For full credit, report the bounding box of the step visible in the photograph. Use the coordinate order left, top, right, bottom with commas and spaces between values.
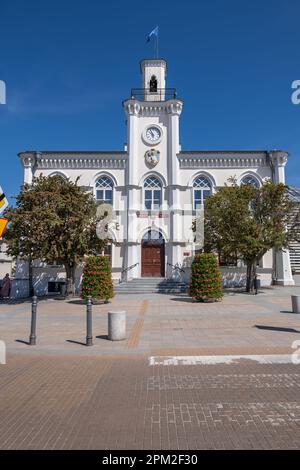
115, 282, 188, 287
115, 286, 188, 292
115, 285, 188, 294
116, 283, 188, 288
114, 277, 189, 294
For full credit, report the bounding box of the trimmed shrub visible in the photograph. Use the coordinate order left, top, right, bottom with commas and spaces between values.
81, 256, 114, 301
189, 253, 223, 302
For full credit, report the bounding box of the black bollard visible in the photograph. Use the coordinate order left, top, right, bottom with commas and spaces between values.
86, 296, 93, 346
254, 275, 258, 295
29, 296, 37, 345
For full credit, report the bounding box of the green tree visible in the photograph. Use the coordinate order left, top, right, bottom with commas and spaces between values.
196, 179, 300, 293
3, 175, 110, 296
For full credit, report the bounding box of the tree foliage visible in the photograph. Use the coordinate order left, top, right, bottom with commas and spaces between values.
81, 256, 114, 301
189, 253, 223, 302
3, 175, 110, 296
195, 179, 300, 292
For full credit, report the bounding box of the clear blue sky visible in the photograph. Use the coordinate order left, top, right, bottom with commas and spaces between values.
1, 0, 300, 201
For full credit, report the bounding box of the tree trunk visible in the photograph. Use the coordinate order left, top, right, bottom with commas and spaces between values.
65, 264, 76, 298
246, 260, 257, 293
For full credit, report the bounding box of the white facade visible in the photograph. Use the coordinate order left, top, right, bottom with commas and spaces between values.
17, 58, 295, 295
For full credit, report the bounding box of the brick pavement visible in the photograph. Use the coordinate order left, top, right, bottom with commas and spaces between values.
1, 355, 300, 449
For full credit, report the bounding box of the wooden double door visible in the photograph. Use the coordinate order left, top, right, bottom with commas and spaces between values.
141, 241, 165, 277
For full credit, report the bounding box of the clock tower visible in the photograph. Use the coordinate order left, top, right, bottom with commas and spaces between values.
123, 59, 184, 280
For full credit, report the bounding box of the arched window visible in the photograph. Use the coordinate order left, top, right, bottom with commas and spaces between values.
49, 172, 67, 181
142, 229, 164, 242
95, 175, 114, 205
240, 174, 260, 188
150, 75, 158, 93
193, 176, 212, 209
144, 176, 162, 210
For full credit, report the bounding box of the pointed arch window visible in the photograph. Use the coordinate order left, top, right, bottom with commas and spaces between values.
240, 174, 260, 188
142, 229, 164, 242
193, 176, 212, 209
144, 176, 162, 210
95, 175, 114, 205
49, 172, 68, 181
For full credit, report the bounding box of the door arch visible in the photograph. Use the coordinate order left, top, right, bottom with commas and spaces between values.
141, 229, 165, 277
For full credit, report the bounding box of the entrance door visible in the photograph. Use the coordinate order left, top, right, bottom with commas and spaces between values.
141, 230, 165, 277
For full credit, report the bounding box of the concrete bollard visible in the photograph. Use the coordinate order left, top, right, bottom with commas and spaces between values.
108, 310, 126, 341
291, 295, 300, 313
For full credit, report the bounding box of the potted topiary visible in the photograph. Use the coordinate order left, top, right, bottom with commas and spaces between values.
81, 256, 114, 303
189, 253, 223, 302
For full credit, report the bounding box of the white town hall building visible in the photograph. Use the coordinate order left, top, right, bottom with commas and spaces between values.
14, 58, 295, 296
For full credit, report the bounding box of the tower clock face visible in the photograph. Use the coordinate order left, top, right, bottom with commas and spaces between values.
142, 125, 163, 145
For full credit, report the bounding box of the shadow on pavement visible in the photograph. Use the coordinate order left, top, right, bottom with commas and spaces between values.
254, 325, 300, 333
170, 297, 195, 303
66, 339, 87, 346
15, 339, 30, 345
96, 335, 109, 340
280, 310, 299, 315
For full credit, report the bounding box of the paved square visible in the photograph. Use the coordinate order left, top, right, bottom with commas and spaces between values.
1, 286, 300, 449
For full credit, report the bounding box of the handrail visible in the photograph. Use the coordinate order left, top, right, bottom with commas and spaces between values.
130, 88, 177, 101
167, 262, 185, 273
120, 262, 139, 283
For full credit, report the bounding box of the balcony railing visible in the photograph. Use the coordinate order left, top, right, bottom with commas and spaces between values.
130, 88, 177, 101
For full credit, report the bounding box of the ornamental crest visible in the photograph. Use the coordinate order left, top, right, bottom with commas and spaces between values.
145, 148, 160, 167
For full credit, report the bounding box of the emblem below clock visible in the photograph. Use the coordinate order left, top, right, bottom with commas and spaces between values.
145, 149, 160, 167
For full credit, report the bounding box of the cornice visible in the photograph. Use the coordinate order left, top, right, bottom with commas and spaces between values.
178, 152, 269, 168
140, 58, 167, 73
123, 99, 183, 117
19, 152, 127, 170
178, 150, 289, 168
268, 151, 289, 167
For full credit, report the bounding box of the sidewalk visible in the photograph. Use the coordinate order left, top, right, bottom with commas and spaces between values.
0, 286, 299, 357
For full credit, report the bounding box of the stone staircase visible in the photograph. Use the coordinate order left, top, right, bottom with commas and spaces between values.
114, 277, 188, 295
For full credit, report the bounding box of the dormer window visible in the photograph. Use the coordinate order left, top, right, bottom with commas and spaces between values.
150, 75, 158, 93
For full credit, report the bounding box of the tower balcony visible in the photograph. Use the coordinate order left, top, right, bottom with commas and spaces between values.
130, 88, 177, 102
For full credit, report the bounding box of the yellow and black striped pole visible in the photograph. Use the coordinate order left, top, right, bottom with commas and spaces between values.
0, 186, 8, 214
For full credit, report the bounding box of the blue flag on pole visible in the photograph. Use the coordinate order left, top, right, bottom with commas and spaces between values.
147, 26, 159, 42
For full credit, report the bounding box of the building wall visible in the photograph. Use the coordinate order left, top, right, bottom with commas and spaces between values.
0, 244, 13, 282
